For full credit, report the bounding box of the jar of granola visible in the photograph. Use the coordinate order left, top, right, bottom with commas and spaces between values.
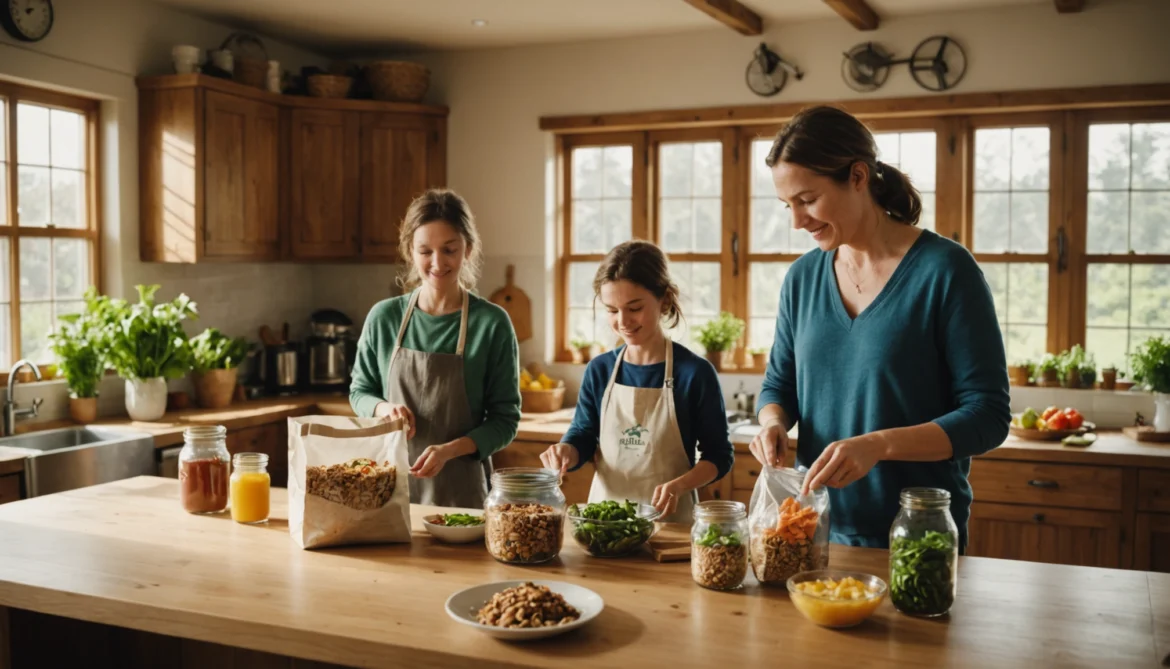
484, 468, 566, 564
691, 500, 749, 590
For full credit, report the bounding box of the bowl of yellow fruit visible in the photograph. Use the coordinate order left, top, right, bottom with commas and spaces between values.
787, 570, 887, 628
520, 367, 566, 413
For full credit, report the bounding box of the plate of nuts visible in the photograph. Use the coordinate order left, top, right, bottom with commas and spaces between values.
444, 580, 604, 640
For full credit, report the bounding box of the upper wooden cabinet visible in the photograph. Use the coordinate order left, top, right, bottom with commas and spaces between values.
137, 75, 448, 263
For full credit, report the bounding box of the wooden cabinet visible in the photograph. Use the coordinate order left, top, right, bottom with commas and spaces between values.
967, 502, 1124, 568
0, 474, 20, 505
226, 421, 289, 489
138, 75, 448, 264
288, 109, 360, 259
968, 460, 1123, 511
1135, 513, 1170, 572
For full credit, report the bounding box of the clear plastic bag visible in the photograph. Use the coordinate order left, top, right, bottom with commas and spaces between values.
747, 466, 830, 585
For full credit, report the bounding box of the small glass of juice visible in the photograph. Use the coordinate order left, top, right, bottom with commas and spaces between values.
230, 452, 270, 524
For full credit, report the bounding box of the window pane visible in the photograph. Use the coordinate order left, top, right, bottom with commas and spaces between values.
602, 199, 631, 250
568, 262, 614, 350
571, 144, 632, 257
1089, 124, 1130, 190
572, 148, 601, 199
1086, 264, 1129, 327
692, 199, 720, 252
0, 238, 9, 302
0, 162, 6, 227
974, 127, 1051, 255
0, 308, 8, 369
1085, 264, 1170, 373
17, 103, 50, 167
51, 168, 85, 229
568, 262, 595, 308
873, 131, 937, 232
1132, 265, 1170, 328
751, 138, 774, 194
1011, 128, 1050, 190
660, 144, 693, 198
670, 261, 720, 352
750, 196, 790, 253
17, 166, 50, 227
1131, 123, 1170, 190
920, 192, 936, 233
572, 200, 602, 253
983, 262, 1047, 363
749, 262, 789, 351
975, 128, 1011, 190
1087, 122, 1170, 255
1087, 191, 1130, 254
973, 193, 1009, 253
50, 109, 85, 170
0, 101, 6, 158
1131, 191, 1170, 254
54, 238, 89, 299
1086, 327, 1129, 374
1009, 192, 1048, 253
602, 146, 632, 198
659, 141, 722, 254
54, 300, 84, 320
20, 302, 52, 363
692, 142, 721, 197
19, 237, 50, 301
660, 198, 691, 253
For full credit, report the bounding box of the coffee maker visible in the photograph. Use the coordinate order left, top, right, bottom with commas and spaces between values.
307, 309, 356, 394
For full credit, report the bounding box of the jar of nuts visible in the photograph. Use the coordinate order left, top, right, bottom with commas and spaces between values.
691, 500, 749, 591
484, 468, 567, 564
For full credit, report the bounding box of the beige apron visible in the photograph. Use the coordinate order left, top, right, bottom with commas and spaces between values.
589, 340, 696, 524
386, 289, 490, 508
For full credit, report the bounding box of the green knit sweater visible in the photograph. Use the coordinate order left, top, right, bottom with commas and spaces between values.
349, 291, 521, 460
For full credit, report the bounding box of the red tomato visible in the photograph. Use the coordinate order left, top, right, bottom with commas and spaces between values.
1063, 408, 1084, 429
1047, 412, 1071, 431
1041, 406, 1061, 421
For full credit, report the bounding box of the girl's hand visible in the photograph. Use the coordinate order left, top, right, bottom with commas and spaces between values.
539, 443, 579, 480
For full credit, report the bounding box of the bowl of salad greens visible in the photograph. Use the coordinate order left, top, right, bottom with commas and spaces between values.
567, 500, 663, 558
423, 513, 486, 544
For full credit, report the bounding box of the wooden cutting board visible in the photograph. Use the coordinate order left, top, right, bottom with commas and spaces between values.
489, 264, 532, 342
1122, 426, 1170, 443
646, 524, 691, 562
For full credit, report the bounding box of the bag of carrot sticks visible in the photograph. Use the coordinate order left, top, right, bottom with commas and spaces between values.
747, 466, 830, 585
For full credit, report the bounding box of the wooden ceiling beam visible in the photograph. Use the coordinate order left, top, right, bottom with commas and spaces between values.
1054, 0, 1085, 12
682, 0, 763, 36
823, 0, 880, 30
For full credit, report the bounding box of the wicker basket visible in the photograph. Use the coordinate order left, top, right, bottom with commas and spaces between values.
520, 386, 566, 414
307, 74, 353, 99
366, 61, 430, 102
233, 56, 268, 89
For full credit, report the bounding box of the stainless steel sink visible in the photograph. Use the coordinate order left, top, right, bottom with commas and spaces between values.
1, 426, 156, 498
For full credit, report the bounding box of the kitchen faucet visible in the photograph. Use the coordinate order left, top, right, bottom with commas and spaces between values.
3, 359, 44, 437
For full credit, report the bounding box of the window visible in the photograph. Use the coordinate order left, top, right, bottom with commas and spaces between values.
0, 82, 100, 367
746, 136, 800, 354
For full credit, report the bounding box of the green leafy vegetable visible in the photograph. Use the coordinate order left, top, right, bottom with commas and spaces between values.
889, 530, 957, 616
439, 513, 484, 527
1131, 335, 1170, 394
47, 289, 106, 398
694, 311, 746, 353
93, 285, 198, 381
190, 328, 250, 372
694, 523, 743, 548
568, 500, 655, 557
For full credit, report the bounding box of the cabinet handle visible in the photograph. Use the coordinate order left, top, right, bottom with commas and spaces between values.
713, 490, 722, 499
1032, 513, 1046, 523
749, 470, 759, 477
1027, 479, 1059, 489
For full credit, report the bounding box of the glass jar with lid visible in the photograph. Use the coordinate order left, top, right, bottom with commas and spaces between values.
889, 487, 959, 617
178, 425, 231, 514
691, 500, 749, 590
484, 467, 566, 564
230, 453, 270, 524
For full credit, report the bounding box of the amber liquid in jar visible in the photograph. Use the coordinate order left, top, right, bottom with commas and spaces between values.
178, 425, 231, 514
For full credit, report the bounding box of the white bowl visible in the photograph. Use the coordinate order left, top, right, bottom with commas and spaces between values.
445, 580, 604, 641
422, 514, 486, 544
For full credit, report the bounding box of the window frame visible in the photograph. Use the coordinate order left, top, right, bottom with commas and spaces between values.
549, 84, 1170, 371
0, 79, 102, 375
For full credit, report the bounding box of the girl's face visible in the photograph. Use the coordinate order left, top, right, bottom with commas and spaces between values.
412, 221, 469, 292
600, 279, 666, 348
771, 160, 871, 252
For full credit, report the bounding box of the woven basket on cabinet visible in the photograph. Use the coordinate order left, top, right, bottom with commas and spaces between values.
307, 74, 354, 99
233, 56, 268, 89
366, 61, 430, 102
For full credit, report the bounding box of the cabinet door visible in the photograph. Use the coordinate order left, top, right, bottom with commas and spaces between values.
202, 91, 279, 259
0, 474, 20, 504
967, 502, 1123, 568
226, 422, 289, 489
1135, 513, 1170, 573
289, 109, 360, 259
359, 113, 445, 261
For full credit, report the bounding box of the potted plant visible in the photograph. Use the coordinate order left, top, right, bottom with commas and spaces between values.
1058, 345, 1089, 388
748, 347, 768, 369
1036, 353, 1061, 387
694, 312, 745, 373
1008, 360, 1034, 387
47, 291, 105, 423
190, 328, 249, 409
1079, 356, 1098, 389
95, 285, 198, 421
1130, 335, 1170, 432
569, 338, 596, 365
1100, 366, 1118, 390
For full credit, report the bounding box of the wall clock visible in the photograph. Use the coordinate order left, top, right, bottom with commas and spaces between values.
2, 0, 54, 43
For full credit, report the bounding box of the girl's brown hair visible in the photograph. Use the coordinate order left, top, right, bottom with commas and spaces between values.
592, 241, 682, 328
765, 105, 923, 225
397, 188, 484, 291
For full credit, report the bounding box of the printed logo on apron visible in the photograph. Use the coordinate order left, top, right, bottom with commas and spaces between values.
619, 424, 650, 454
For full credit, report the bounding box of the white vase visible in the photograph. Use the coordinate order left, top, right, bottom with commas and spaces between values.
125, 377, 167, 421
1155, 393, 1170, 433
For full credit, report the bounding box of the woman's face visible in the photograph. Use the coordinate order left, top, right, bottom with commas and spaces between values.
771, 161, 871, 251
412, 221, 469, 292
600, 279, 665, 348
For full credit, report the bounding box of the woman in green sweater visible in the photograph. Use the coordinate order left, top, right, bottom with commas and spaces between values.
349, 189, 521, 508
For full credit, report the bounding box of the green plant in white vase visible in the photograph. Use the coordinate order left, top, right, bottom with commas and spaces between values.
1131, 335, 1170, 432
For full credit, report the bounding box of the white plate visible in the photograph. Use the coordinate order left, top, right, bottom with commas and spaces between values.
445, 580, 604, 641
423, 514, 487, 543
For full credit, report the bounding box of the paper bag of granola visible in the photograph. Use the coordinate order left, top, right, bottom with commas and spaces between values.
288, 415, 412, 549
747, 466, 830, 585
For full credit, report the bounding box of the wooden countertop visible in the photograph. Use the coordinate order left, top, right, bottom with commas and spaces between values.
0, 477, 1164, 669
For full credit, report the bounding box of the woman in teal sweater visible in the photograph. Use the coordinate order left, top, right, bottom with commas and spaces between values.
749, 106, 1011, 550
350, 189, 521, 508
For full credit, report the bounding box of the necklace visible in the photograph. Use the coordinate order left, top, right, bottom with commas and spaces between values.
841, 259, 868, 294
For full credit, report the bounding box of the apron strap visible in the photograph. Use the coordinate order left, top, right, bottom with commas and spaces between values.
455, 289, 470, 357
663, 338, 674, 390
394, 290, 421, 350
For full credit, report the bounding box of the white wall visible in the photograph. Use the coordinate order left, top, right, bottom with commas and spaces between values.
0, 0, 329, 344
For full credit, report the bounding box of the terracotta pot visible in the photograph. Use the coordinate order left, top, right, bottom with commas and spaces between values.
752, 353, 767, 369
705, 349, 725, 372
193, 368, 239, 409
69, 396, 98, 424
578, 346, 594, 364
1008, 366, 1032, 386
570, 348, 584, 365
1040, 369, 1061, 387
1063, 369, 1081, 388
1101, 369, 1117, 390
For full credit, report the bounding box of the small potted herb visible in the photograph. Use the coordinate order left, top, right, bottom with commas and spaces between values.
190, 328, 250, 409
569, 337, 596, 365
1100, 366, 1118, 390
1036, 353, 1061, 387
47, 290, 106, 423
1057, 345, 1089, 388
1008, 360, 1034, 387
694, 312, 745, 373
1130, 335, 1170, 432
747, 347, 768, 369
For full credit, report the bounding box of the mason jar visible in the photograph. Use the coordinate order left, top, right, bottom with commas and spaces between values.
691, 500, 749, 590
178, 425, 231, 515
889, 487, 959, 617
484, 468, 567, 564
230, 453, 271, 524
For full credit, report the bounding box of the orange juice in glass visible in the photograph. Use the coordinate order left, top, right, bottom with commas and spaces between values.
230, 453, 270, 524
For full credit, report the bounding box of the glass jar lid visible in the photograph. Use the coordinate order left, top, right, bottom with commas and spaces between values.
184, 425, 227, 442
233, 452, 268, 469
490, 467, 559, 493
694, 500, 746, 522
899, 487, 952, 510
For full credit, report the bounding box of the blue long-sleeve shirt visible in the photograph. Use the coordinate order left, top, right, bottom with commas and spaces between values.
758, 230, 1011, 549
562, 342, 734, 481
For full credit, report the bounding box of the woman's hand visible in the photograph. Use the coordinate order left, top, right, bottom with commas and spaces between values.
374, 402, 416, 438
801, 433, 887, 495
748, 420, 789, 468
410, 438, 477, 478
651, 478, 688, 516
539, 443, 579, 479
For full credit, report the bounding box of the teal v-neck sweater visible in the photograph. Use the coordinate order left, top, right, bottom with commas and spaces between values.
349, 291, 521, 460
757, 231, 1011, 549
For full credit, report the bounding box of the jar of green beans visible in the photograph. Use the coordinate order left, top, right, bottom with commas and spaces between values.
888, 487, 958, 617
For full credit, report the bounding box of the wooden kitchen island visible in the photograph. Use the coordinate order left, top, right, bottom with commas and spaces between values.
0, 478, 1166, 669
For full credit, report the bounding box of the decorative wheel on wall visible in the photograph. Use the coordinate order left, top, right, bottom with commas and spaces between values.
746, 42, 803, 97
841, 35, 967, 93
